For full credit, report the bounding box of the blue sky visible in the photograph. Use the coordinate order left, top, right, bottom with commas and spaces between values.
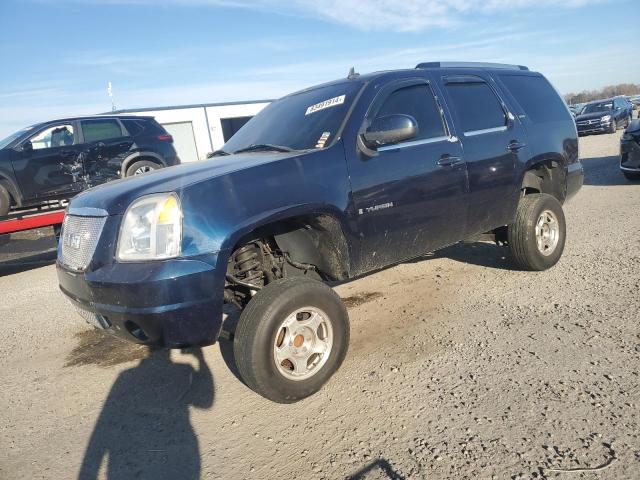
0, 0, 638, 138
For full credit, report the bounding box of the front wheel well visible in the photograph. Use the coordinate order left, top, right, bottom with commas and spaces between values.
227, 213, 350, 286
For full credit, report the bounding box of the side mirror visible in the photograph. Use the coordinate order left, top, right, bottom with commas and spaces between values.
20, 141, 33, 153
362, 114, 418, 149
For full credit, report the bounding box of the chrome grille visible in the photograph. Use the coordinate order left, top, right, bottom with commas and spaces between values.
59, 215, 107, 271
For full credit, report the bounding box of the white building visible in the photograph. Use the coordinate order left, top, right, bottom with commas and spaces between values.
115, 100, 272, 163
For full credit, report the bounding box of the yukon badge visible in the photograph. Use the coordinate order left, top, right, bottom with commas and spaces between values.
358, 202, 394, 215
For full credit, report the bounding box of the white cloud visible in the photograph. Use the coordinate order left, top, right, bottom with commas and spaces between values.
67, 0, 611, 31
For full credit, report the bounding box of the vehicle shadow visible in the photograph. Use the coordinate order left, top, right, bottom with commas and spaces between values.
0, 250, 57, 276
77, 347, 214, 480
429, 242, 517, 271
347, 458, 406, 479
580, 155, 630, 186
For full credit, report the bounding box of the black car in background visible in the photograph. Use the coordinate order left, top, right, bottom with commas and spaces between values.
620, 119, 640, 180
0, 116, 179, 216
575, 97, 633, 135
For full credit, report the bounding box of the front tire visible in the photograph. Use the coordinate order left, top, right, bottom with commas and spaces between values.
0, 185, 10, 217
609, 119, 617, 133
233, 277, 349, 403
508, 193, 566, 271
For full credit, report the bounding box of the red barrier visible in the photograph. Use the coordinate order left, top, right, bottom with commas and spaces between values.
0, 211, 65, 235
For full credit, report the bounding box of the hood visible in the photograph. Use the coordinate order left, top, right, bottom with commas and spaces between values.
575, 110, 614, 121
69, 150, 306, 215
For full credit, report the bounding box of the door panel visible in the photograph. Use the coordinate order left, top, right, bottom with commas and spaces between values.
12, 123, 84, 201
80, 119, 133, 186
346, 80, 468, 273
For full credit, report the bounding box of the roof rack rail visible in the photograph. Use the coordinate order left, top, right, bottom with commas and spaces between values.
416, 61, 529, 71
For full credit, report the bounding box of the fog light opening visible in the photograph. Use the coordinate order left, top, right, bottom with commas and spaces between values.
124, 321, 149, 342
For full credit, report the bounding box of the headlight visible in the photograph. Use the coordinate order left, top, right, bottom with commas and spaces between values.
117, 193, 182, 261
601, 115, 612, 123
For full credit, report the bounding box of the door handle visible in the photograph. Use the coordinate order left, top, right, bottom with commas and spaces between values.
507, 141, 527, 152
437, 155, 463, 167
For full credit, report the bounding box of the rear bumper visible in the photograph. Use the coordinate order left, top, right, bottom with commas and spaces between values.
565, 161, 584, 201
57, 253, 225, 348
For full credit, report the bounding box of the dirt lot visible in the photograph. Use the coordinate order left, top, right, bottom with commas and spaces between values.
1, 130, 638, 480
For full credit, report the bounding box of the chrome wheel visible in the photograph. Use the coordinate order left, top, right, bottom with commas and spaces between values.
273, 307, 333, 381
535, 209, 559, 256
134, 165, 154, 175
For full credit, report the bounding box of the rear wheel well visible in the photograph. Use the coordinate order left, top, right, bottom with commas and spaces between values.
522, 161, 566, 202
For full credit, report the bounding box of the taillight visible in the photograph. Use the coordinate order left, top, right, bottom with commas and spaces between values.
157, 134, 173, 142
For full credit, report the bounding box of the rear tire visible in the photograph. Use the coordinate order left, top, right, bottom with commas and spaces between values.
0, 185, 10, 217
125, 160, 159, 177
233, 277, 349, 403
623, 171, 640, 181
508, 193, 566, 271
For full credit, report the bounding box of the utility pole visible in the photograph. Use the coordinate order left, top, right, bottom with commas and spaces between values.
107, 82, 116, 112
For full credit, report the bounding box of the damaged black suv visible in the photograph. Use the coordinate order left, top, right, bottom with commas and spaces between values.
0, 115, 179, 216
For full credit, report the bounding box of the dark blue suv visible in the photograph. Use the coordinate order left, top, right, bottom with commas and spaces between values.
57, 62, 583, 403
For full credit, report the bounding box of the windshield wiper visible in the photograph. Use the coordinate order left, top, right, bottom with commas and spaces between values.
207, 149, 230, 158
233, 144, 295, 154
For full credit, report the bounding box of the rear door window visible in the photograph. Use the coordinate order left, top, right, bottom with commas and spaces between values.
444, 80, 506, 134
81, 119, 124, 143
499, 74, 568, 123
374, 84, 446, 141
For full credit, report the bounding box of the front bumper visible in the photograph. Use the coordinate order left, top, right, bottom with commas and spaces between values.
57, 253, 226, 348
576, 121, 610, 135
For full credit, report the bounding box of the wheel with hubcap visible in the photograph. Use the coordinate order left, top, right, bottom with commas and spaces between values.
233, 277, 349, 403
125, 160, 159, 177
508, 193, 566, 271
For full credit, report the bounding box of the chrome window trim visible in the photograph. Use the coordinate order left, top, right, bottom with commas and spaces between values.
67, 206, 109, 217
463, 126, 508, 137
378, 135, 453, 152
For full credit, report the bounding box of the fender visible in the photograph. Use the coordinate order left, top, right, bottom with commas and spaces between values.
120, 151, 165, 177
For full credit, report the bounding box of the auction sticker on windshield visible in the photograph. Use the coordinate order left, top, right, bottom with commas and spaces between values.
305, 95, 345, 115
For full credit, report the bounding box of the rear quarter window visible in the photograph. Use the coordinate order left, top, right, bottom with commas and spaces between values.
121, 119, 144, 136
499, 74, 569, 123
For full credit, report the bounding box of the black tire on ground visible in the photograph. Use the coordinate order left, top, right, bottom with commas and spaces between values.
0, 185, 10, 217
125, 160, 159, 177
609, 119, 617, 133
507, 193, 566, 271
233, 277, 350, 403
623, 171, 640, 181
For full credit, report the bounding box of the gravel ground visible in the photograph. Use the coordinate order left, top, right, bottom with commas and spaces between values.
0, 130, 638, 480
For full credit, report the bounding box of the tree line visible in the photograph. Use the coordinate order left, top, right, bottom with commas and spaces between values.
564, 84, 640, 105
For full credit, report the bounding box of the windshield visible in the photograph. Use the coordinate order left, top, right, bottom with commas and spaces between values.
222, 81, 363, 153
583, 101, 613, 114
0, 126, 33, 149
